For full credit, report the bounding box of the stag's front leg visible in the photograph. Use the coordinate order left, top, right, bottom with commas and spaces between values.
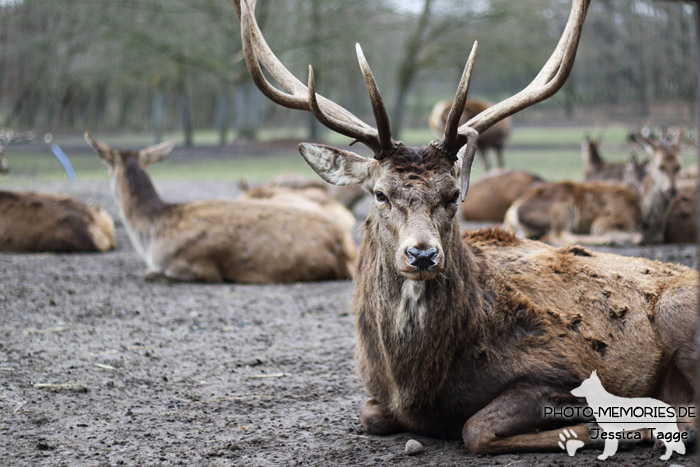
462, 384, 594, 454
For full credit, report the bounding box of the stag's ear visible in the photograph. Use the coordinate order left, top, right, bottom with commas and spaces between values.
139, 141, 175, 167
84, 132, 117, 164
298, 143, 380, 191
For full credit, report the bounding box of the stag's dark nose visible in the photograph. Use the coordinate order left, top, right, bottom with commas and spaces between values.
405, 247, 439, 270
669, 187, 678, 198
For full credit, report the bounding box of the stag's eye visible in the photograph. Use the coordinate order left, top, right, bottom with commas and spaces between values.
448, 191, 460, 205
375, 191, 389, 203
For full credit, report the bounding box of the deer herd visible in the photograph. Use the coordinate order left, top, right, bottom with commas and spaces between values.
0, 0, 698, 459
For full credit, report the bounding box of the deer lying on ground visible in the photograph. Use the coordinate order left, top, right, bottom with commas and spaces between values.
583, 133, 695, 244
263, 172, 367, 211
430, 99, 511, 170
0, 190, 115, 252
460, 169, 544, 222
506, 131, 683, 245
581, 135, 647, 190
85, 133, 355, 283
234, 0, 696, 455
237, 178, 357, 249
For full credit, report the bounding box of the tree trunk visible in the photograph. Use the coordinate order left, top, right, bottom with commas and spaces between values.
390, 0, 434, 139
151, 82, 166, 144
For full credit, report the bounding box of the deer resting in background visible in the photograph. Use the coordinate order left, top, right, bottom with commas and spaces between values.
85, 133, 355, 283
581, 135, 647, 190
234, 0, 696, 455
430, 99, 511, 170
459, 169, 544, 222
237, 179, 357, 247
506, 131, 683, 245
0, 191, 115, 252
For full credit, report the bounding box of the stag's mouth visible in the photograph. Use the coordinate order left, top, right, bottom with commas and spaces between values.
403, 269, 440, 281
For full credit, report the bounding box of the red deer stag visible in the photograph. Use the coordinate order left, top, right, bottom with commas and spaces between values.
506, 131, 684, 245
85, 133, 355, 283
0, 191, 115, 252
430, 99, 511, 170
233, 0, 696, 455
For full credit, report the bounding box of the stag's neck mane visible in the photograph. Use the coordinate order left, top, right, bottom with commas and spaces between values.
354, 214, 487, 408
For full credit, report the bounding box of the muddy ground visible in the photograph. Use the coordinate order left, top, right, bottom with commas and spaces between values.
1, 175, 697, 466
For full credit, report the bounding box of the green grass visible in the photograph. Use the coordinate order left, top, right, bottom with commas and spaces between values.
2, 125, 696, 186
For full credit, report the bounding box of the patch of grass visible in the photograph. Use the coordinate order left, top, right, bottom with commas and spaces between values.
2, 125, 696, 185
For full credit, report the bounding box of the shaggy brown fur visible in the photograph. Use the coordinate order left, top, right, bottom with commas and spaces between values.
296, 140, 697, 454
85, 133, 355, 283
460, 169, 544, 222
0, 191, 115, 252
429, 100, 511, 170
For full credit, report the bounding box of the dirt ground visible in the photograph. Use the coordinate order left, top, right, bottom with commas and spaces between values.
1, 177, 697, 466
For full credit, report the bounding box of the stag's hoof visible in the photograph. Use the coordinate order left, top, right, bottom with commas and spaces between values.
360, 399, 401, 435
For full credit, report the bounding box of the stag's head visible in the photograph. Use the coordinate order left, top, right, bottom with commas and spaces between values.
232, 0, 590, 280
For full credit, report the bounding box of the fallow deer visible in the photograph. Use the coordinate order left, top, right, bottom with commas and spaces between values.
506, 131, 684, 245
430, 99, 511, 170
0, 190, 115, 252
234, 0, 696, 456
85, 133, 355, 283
459, 169, 544, 222
581, 135, 647, 190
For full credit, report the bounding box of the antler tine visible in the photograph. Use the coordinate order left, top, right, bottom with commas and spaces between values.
233, 0, 391, 155
459, 0, 590, 136
307, 66, 380, 148
355, 44, 395, 156
439, 41, 478, 157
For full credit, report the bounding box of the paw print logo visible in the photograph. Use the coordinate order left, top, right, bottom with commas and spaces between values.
558, 428, 584, 456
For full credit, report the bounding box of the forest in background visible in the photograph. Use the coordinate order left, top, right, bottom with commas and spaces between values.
0, 0, 696, 145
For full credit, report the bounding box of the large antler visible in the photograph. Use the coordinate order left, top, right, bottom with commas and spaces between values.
435, 0, 590, 200
232, 0, 396, 158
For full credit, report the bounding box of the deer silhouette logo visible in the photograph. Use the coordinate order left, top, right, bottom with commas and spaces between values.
560, 370, 686, 460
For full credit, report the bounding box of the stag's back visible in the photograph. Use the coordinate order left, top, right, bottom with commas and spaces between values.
0, 191, 115, 252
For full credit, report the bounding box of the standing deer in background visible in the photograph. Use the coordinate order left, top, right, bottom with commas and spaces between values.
506, 131, 684, 245
234, 0, 696, 455
581, 135, 647, 190
429, 99, 511, 170
85, 133, 355, 283
0, 190, 115, 252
